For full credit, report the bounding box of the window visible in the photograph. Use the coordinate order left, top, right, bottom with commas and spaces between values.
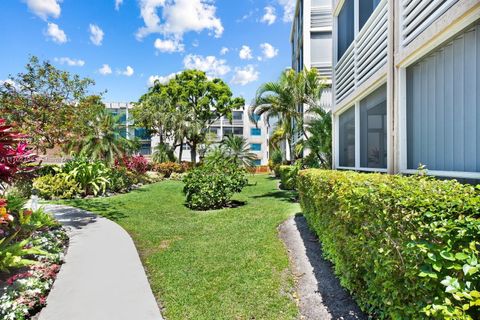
119, 128, 127, 138
406, 22, 480, 173
252, 114, 261, 122
339, 106, 355, 167
360, 85, 387, 168
223, 127, 233, 135
118, 112, 127, 125
209, 127, 220, 136
134, 128, 150, 140
251, 128, 261, 136
359, 0, 381, 30
250, 143, 262, 152
139, 142, 151, 155
311, 32, 332, 66
232, 111, 243, 121
233, 127, 243, 135
337, 0, 354, 61
253, 159, 262, 166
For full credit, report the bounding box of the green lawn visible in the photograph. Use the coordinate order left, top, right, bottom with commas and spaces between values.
60, 174, 300, 320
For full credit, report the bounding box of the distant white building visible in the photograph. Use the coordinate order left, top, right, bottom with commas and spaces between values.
105, 103, 269, 166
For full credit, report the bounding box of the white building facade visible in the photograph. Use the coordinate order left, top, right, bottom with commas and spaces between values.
332, 0, 480, 180
291, 0, 333, 150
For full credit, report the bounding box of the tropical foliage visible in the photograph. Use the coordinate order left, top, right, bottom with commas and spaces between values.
0, 56, 98, 152
298, 170, 480, 319
133, 70, 245, 163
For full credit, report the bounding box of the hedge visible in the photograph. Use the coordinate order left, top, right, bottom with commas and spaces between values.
278, 165, 298, 190
297, 169, 480, 319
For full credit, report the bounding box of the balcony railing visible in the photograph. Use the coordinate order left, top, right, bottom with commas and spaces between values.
334, 0, 388, 104
311, 62, 332, 80
401, 0, 458, 46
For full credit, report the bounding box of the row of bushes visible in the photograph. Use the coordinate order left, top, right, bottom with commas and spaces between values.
278, 165, 299, 190
297, 169, 480, 319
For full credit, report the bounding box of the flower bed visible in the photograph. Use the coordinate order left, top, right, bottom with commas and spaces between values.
0, 226, 68, 320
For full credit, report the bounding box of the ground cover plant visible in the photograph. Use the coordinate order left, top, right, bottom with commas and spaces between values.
59, 175, 299, 320
297, 169, 480, 319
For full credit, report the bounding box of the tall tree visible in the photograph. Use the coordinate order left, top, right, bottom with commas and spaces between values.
134, 70, 244, 164
0, 56, 97, 153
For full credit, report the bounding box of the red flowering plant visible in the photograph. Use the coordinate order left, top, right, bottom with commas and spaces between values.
0, 118, 38, 191
115, 154, 149, 175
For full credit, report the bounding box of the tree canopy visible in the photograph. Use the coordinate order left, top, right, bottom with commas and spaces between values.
0, 56, 100, 153
133, 69, 245, 163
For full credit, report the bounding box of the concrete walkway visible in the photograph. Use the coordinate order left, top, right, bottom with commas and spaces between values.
38, 204, 163, 320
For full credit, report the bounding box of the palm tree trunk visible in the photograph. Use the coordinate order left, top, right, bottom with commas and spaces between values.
190, 142, 197, 165
178, 141, 183, 163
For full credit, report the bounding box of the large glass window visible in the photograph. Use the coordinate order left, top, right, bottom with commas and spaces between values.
359, 0, 381, 30
232, 111, 243, 121
360, 85, 387, 168
233, 127, 243, 135
311, 32, 332, 66
337, 0, 354, 61
250, 143, 262, 152
134, 128, 150, 140
339, 106, 355, 167
251, 128, 261, 136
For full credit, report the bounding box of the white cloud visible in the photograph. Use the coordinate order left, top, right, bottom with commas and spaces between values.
99, 64, 112, 75
154, 38, 184, 53
231, 65, 259, 86
220, 47, 229, 55
136, 0, 223, 41
45, 23, 67, 43
277, 0, 295, 22
183, 54, 230, 78
115, 0, 123, 10
260, 43, 279, 59
25, 0, 61, 20
239, 45, 253, 60
54, 57, 85, 67
148, 72, 178, 86
120, 66, 135, 77
261, 6, 276, 25
0, 79, 18, 89
89, 24, 104, 46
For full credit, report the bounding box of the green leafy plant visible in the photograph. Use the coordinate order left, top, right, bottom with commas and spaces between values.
183, 160, 248, 210
0, 234, 45, 272
153, 161, 183, 178
278, 164, 299, 190
65, 159, 110, 196
32, 173, 80, 200
297, 170, 480, 319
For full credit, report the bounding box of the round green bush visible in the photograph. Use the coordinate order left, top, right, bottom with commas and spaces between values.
183, 161, 247, 210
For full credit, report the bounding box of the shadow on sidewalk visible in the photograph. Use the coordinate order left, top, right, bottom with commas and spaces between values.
293, 214, 367, 320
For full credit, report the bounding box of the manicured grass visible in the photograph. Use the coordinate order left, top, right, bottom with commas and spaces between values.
61, 174, 300, 320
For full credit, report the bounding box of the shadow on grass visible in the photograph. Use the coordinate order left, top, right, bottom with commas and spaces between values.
293, 214, 367, 319
251, 190, 297, 203
59, 199, 128, 221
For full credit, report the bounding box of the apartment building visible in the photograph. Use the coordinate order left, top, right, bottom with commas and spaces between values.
291, 0, 333, 153
331, 0, 480, 180
171, 109, 270, 165
105, 102, 154, 156
106, 103, 269, 166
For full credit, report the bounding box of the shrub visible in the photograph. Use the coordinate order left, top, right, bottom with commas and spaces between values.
278, 164, 299, 190
297, 170, 480, 319
107, 167, 135, 193
269, 149, 283, 177
116, 155, 149, 175
33, 173, 80, 200
154, 161, 183, 178
183, 160, 248, 210
65, 159, 110, 196
169, 172, 185, 181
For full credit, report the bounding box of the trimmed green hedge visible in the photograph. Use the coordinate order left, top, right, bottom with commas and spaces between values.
278, 165, 298, 190
297, 170, 480, 319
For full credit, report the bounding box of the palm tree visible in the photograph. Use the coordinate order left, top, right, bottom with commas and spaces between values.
221, 135, 257, 169
152, 143, 176, 163
70, 110, 131, 164
250, 69, 299, 163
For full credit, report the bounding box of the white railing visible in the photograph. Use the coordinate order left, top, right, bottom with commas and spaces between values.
334, 0, 388, 104
311, 6, 332, 29
401, 0, 458, 46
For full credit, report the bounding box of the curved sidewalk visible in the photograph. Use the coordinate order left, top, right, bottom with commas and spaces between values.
39, 204, 163, 320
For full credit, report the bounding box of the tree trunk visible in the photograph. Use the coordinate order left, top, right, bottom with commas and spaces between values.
178, 141, 183, 164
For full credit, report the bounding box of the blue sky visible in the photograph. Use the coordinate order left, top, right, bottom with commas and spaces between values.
0, 0, 296, 103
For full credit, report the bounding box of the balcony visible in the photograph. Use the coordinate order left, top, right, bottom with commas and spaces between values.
400, 0, 458, 46
334, 0, 388, 104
